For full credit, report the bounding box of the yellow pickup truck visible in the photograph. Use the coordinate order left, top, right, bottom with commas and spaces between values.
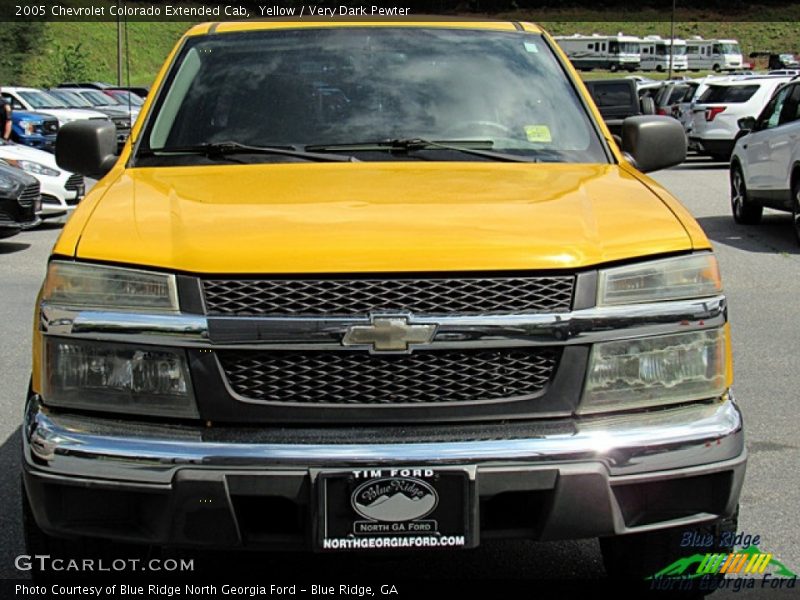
24, 20, 744, 582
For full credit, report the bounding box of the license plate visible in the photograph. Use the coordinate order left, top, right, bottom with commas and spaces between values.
316, 467, 475, 551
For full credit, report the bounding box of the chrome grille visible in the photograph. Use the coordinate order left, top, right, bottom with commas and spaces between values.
17, 182, 40, 209
218, 348, 559, 405
65, 173, 84, 191
203, 276, 574, 315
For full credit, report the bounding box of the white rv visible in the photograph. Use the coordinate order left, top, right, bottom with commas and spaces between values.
685, 38, 743, 72
554, 33, 640, 72
639, 36, 688, 72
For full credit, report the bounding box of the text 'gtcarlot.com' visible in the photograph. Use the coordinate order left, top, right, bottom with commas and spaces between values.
14, 555, 194, 573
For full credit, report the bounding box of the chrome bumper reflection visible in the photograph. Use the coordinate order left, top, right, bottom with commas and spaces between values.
24, 394, 744, 484
39, 295, 727, 350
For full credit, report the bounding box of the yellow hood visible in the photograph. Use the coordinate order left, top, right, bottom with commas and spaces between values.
67, 162, 698, 274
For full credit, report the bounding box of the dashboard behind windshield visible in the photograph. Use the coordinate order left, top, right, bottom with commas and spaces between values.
139, 27, 607, 165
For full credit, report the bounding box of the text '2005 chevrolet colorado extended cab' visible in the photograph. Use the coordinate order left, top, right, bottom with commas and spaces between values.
24, 20, 744, 582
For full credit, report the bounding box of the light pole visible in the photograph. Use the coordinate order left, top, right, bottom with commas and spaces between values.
668, 0, 676, 79
116, 1, 123, 85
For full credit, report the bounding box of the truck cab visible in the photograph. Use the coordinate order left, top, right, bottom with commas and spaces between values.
23, 20, 742, 584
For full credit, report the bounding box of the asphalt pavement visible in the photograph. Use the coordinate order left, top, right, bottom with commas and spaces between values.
0, 157, 798, 587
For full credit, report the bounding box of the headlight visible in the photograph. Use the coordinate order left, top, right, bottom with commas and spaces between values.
42, 261, 179, 312
580, 329, 727, 414
43, 338, 198, 418
19, 120, 35, 135
598, 254, 721, 306
3, 158, 60, 177
0, 173, 16, 192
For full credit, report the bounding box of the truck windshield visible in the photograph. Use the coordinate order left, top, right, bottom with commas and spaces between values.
18, 90, 67, 109
81, 90, 119, 106
720, 43, 741, 54
139, 28, 606, 165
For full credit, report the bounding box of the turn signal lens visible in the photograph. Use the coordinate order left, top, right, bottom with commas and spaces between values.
598, 254, 722, 306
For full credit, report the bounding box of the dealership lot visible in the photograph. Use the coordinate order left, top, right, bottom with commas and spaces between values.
0, 157, 798, 580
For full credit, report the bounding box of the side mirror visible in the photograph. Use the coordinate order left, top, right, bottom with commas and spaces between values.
737, 117, 756, 132
56, 119, 118, 179
621, 115, 686, 173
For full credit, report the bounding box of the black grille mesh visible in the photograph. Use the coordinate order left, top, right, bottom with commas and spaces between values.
65, 174, 84, 191
203, 276, 574, 316
18, 183, 40, 209
218, 348, 560, 405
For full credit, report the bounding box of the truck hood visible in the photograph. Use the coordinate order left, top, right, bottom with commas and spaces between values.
72, 162, 694, 273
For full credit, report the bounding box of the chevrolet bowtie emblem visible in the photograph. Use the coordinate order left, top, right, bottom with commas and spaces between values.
342, 316, 437, 353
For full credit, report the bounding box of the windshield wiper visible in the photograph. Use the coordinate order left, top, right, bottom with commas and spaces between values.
137, 141, 357, 163
305, 138, 539, 163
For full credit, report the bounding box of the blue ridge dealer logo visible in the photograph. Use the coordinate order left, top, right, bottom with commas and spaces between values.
351, 477, 438, 522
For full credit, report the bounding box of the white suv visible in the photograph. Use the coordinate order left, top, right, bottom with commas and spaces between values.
730, 79, 800, 242
690, 75, 792, 160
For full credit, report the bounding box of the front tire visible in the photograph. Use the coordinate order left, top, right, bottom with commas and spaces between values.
792, 179, 800, 245
730, 165, 762, 224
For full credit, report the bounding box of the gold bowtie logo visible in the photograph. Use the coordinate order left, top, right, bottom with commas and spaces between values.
342, 316, 437, 353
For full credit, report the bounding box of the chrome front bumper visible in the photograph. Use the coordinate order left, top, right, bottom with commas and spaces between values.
23, 394, 746, 546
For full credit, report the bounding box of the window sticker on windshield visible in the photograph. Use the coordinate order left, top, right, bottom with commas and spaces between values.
524, 42, 539, 53
524, 125, 552, 143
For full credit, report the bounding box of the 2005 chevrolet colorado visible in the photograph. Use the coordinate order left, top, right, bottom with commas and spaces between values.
24, 20, 744, 581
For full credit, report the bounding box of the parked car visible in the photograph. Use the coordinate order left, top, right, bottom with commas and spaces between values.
56, 81, 114, 90
57, 87, 140, 122
654, 80, 700, 118
107, 86, 149, 99
771, 54, 799, 69
0, 139, 83, 220
102, 89, 144, 107
730, 79, 800, 242
48, 89, 132, 147
57, 82, 149, 98
9, 109, 58, 151
689, 75, 792, 160
0, 162, 40, 238
28, 21, 742, 590
1, 87, 109, 128
583, 78, 657, 137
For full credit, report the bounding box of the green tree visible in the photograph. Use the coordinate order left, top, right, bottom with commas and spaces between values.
46, 42, 91, 87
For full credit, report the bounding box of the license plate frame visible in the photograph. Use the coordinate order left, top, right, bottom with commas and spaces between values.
314, 466, 476, 551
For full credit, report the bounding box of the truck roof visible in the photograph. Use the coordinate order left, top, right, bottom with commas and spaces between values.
184, 19, 543, 37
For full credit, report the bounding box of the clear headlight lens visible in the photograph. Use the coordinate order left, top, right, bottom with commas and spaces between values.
598, 254, 722, 306
43, 338, 198, 418
42, 261, 178, 312
0, 173, 15, 192
19, 120, 35, 135
3, 158, 60, 177
580, 329, 727, 414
